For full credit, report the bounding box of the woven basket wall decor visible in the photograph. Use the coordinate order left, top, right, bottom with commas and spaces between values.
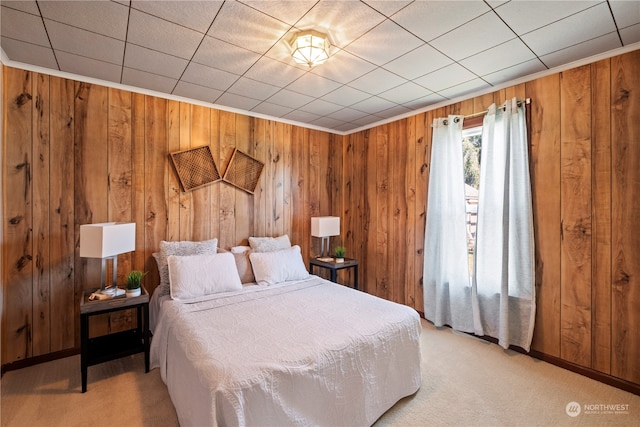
222, 148, 265, 195
170, 145, 221, 192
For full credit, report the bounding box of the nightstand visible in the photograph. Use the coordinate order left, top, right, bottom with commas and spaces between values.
309, 257, 359, 290
80, 287, 150, 392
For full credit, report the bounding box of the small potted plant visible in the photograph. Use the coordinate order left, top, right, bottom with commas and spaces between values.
334, 246, 346, 263
126, 270, 146, 297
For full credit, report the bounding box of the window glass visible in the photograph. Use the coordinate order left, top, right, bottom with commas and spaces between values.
462, 126, 482, 277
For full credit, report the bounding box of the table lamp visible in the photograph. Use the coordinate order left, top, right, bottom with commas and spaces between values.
80, 222, 136, 297
311, 216, 340, 261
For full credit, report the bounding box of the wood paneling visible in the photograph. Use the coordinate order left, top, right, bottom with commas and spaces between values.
560, 65, 592, 366
591, 59, 612, 374
3, 50, 640, 389
611, 50, 640, 384
527, 74, 562, 358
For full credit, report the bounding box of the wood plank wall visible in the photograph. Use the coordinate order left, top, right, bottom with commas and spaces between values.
342, 49, 639, 386
2, 49, 639, 387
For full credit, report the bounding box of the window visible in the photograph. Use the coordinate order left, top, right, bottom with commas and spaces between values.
462, 125, 482, 277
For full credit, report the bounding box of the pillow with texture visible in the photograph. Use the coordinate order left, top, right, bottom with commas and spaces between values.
249, 245, 309, 285
248, 235, 291, 252
155, 239, 218, 295
230, 246, 255, 284
168, 252, 242, 302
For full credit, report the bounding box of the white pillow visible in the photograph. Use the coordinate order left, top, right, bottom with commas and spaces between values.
249, 245, 309, 285
168, 252, 242, 302
154, 238, 218, 295
248, 235, 291, 252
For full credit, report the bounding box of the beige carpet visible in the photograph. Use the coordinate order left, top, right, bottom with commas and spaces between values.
2, 319, 638, 427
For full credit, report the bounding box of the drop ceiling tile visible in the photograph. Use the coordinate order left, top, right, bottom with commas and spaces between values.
207, 1, 290, 55
460, 38, 536, 77
299, 99, 344, 116
376, 104, 413, 119
215, 92, 262, 111
522, 3, 617, 56
482, 58, 547, 86
335, 122, 361, 132
39, 0, 129, 40
494, 0, 599, 36
124, 44, 188, 79
437, 78, 491, 100
266, 89, 315, 110
312, 116, 348, 129
127, 9, 203, 59
603, 0, 640, 29
1, 1, 39, 14
402, 92, 447, 110
540, 32, 622, 68
130, 1, 223, 33
241, 1, 314, 26
1, 7, 50, 47
283, 110, 322, 123
294, 1, 386, 48
0, 37, 58, 69
122, 68, 178, 93
413, 63, 477, 92
321, 86, 371, 107
350, 96, 397, 115
173, 81, 222, 104
348, 67, 407, 95
379, 82, 433, 104
244, 57, 306, 88
309, 50, 377, 85
228, 77, 280, 101
181, 62, 239, 91
327, 107, 372, 122
620, 23, 640, 45
56, 51, 122, 83
383, 44, 453, 80
363, 1, 412, 17
46, 20, 125, 65
430, 12, 516, 62
391, 1, 491, 42
251, 102, 294, 118
286, 73, 342, 98
192, 36, 261, 75
352, 114, 385, 126
345, 20, 424, 66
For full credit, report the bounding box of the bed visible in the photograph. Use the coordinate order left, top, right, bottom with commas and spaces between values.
149, 239, 421, 426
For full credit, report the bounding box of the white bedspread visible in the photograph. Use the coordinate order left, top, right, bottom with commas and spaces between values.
150, 276, 421, 426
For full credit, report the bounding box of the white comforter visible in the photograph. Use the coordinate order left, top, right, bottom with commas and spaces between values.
150, 276, 421, 426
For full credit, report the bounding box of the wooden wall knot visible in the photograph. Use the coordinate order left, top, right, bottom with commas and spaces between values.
15, 92, 32, 106
16, 254, 33, 271
9, 216, 23, 225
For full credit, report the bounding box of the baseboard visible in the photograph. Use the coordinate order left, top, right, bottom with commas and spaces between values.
1, 348, 78, 376
474, 333, 640, 396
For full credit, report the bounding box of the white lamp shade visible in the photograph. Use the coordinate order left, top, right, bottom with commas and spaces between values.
80, 222, 136, 258
311, 216, 340, 238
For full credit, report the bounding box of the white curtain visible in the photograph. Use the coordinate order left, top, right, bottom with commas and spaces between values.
423, 116, 477, 333
423, 100, 536, 352
474, 99, 535, 351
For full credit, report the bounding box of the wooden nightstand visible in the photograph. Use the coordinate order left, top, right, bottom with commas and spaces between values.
309, 257, 359, 290
80, 287, 150, 392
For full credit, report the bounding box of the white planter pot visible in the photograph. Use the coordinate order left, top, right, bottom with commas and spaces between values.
335, 258, 345, 263
126, 288, 141, 298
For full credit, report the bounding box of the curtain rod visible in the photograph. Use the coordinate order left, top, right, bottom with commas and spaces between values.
440, 98, 531, 125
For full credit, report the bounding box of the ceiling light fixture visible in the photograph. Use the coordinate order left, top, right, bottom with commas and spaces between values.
290, 30, 330, 68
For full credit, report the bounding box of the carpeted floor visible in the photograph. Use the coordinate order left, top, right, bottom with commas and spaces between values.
2, 319, 638, 427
